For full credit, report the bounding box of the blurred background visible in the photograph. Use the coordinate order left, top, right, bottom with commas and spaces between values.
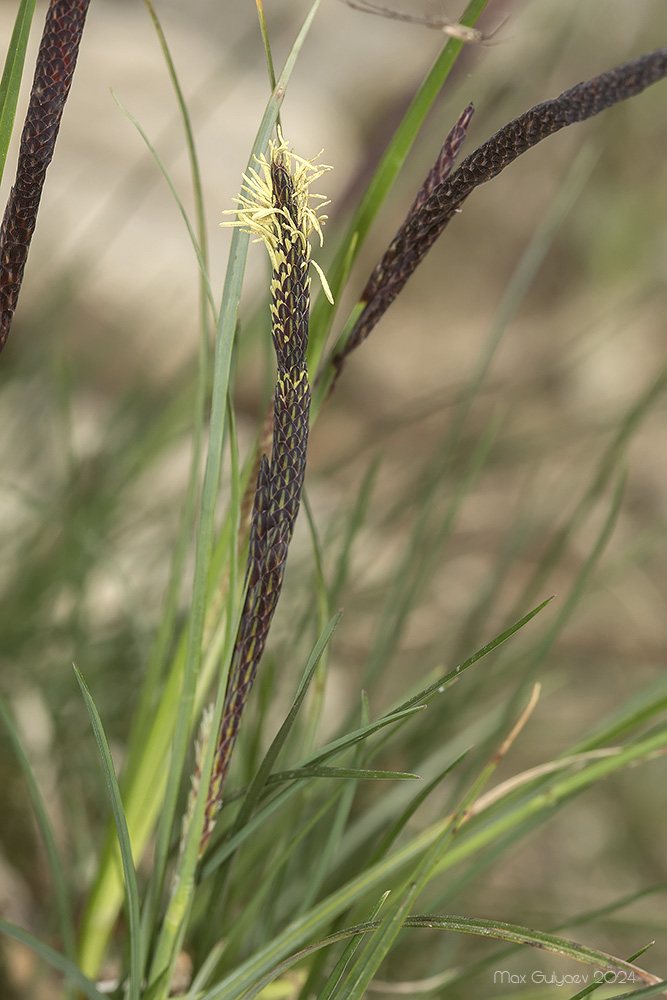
0, 0, 666, 995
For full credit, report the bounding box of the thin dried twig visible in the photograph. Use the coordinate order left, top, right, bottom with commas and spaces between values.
339, 0, 484, 44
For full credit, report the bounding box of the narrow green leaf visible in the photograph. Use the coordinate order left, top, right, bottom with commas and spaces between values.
316, 894, 390, 1000
335, 885, 415, 1000
141, 968, 171, 1000
207, 783, 353, 965
294, 703, 426, 770
142, 0, 209, 270
185, 940, 226, 999
369, 749, 472, 863
111, 90, 217, 318
201, 700, 422, 880
204, 717, 667, 1000
336, 719, 486, 999
393, 595, 554, 716
591, 984, 667, 1000
512, 360, 667, 615
74, 667, 142, 1000
231, 915, 384, 1000
406, 914, 661, 987
0, 918, 105, 1000
201, 783, 309, 879
361, 410, 502, 693
0, 0, 37, 184
300, 490, 333, 753
255, 0, 278, 94
268, 766, 419, 781
330, 453, 381, 606
295, 696, 372, 921
206, 905, 662, 1000
232, 611, 343, 835
0, 696, 75, 963
198, 611, 342, 940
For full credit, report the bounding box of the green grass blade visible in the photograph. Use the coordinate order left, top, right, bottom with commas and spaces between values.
122, 9, 214, 977
431, 146, 598, 477
205, 912, 664, 1000
296, 696, 371, 921
110, 90, 216, 318
512, 360, 667, 616
598, 984, 667, 1000
142, 0, 209, 272
404, 915, 661, 987
335, 885, 416, 1000
203, 713, 667, 1000
330, 454, 381, 607
201, 702, 424, 881
585, 984, 667, 1000
215, 784, 354, 965
74, 667, 141, 1000
129, 0, 212, 743
231, 611, 342, 835
334, 714, 490, 1000
422, 885, 667, 994
392, 596, 554, 715
361, 409, 501, 693
0, 918, 105, 1000
201, 783, 315, 879
0, 696, 76, 962
199, 611, 342, 937
369, 750, 472, 864
0, 0, 37, 184
292, 704, 426, 770
141, 969, 171, 1000
202, 913, 399, 1000
315, 895, 389, 1000
269, 766, 419, 781
503, 468, 628, 723
572, 681, 667, 753
255, 0, 278, 94
299, 492, 334, 754
433, 725, 667, 880
186, 941, 226, 999
199, 818, 454, 999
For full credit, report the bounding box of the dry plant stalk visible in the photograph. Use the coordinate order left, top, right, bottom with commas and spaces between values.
340, 0, 485, 44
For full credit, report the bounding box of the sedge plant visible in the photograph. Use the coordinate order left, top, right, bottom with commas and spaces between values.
0, 1, 666, 999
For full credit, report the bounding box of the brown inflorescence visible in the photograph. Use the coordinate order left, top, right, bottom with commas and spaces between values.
332, 47, 667, 379
0, 0, 91, 354
199, 144, 323, 854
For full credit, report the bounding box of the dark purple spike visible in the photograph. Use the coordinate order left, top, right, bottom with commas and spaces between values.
332, 47, 667, 380
0, 0, 91, 355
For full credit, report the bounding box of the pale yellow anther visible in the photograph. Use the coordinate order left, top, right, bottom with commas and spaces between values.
221, 127, 334, 302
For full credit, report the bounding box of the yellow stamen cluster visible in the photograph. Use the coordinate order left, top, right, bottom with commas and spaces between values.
221, 128, 333, 302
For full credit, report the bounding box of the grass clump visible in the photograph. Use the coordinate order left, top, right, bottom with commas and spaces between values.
0, 2, 666, 998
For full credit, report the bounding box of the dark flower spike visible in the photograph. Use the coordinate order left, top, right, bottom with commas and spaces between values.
332, 46, 667, 379
185, 133, 332, 855
406, 103, 475, 222
0, 0, 91, 355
